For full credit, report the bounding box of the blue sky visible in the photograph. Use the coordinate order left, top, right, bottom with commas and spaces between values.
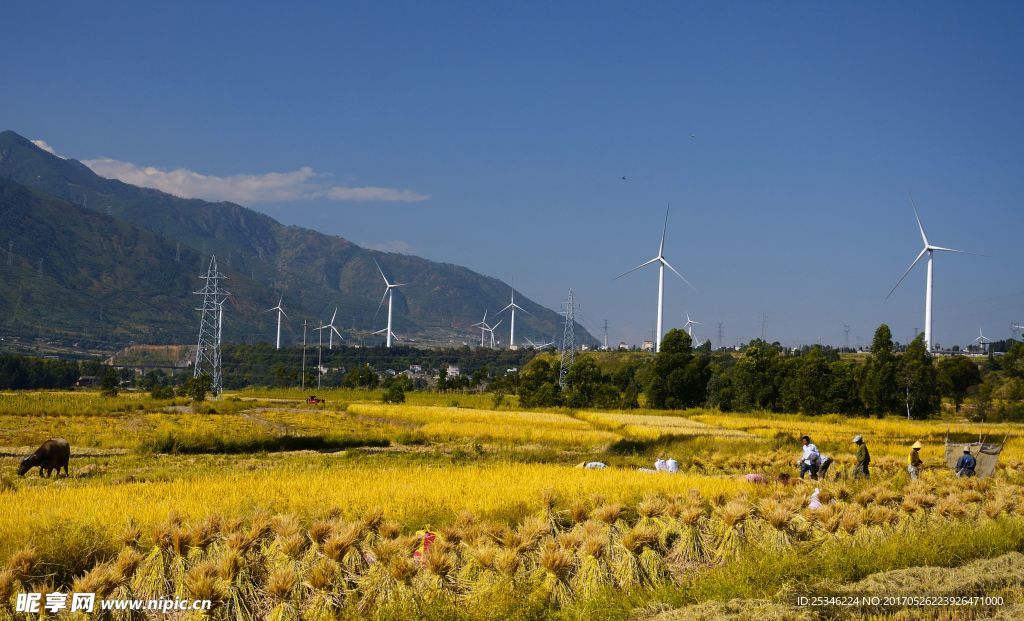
3, 1, 1023, 347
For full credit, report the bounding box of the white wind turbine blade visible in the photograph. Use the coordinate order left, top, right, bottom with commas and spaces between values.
660, 257, 696, 291
498, 303, 513, 314
374, 259, 391, 287
658, 205, 670, 256
929, 245, 986, 256
278, 305, 287, 318
909, 194, 930, 247
375, 289, 389, 317
614, 256, 660, 280
886, 247, 928, 299
329, 307, 338, 326
330, 325, 343, 341
491, 319, 503, 331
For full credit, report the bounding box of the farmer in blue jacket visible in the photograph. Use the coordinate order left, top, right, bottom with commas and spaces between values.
955, 449, 977, 477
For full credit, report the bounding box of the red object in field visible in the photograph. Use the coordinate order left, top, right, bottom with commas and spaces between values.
413, 530, 436, 562
306, 396, 323, 405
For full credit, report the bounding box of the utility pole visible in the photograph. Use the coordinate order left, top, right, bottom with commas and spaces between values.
193, 255, 229, 397
559, 289, 577, 388
317, 321, 323, 390
716, 322, 724, 349
301, 319, 307, 390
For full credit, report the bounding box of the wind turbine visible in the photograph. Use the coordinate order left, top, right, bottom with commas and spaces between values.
498, 285, 530, 350
486, 319, 504, 349
323, 307, 343, 349
615, 206, 695, 352
682, 311, 701, 340
374, 260, 404, 348
265, 296, 287, 350
974, 328, 992, 353
471, 311, 490, 347
887, 195, 978, 352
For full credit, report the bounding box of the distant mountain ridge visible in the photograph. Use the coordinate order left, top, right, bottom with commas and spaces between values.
0, 130, 595, 349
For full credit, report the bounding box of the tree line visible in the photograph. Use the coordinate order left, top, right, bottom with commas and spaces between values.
517, 325, 1024, 421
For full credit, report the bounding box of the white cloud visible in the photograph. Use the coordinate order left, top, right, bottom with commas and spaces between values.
361, 240, 416, 254
31, 139, 65, 158
80, 157, 429, 205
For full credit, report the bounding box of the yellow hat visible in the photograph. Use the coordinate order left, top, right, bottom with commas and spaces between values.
911, 441, 923, 449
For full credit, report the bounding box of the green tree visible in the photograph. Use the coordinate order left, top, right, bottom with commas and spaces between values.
382, 384, 406, 403
826, 361, 864, 415
899, 334, 940, 419
518, 358, 561, 407
786, 346, 832, 415
563, 357, 605, 408
100, 367, 119, 397
732, 339, 783, 411
936, 356, 982, 412
1002, 342, 1024, 379
861, 324, 901, 416
184, 373, 213, 401
645, 330, 710, 409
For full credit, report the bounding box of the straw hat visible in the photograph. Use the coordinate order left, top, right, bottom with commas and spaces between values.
852, 435, 863, 443
911, 441, 923, 449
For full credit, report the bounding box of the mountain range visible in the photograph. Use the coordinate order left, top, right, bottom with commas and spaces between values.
0, 130, 595, 351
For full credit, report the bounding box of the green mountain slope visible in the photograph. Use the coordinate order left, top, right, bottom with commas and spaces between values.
0, 130, 594, 349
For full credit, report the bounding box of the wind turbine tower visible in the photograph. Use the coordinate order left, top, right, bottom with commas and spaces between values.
471, 311, 490, 347
887, 195, 978, 352
683, 312, 701, 340
498, 285, 529, 350
266, 296, 287, 350
324, 307, 343, 349
374, 260, 404, 348
974, 328, 992, 354
615, 206, 694, 352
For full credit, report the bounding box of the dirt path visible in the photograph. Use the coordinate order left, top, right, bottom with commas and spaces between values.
240, 410, 294, 434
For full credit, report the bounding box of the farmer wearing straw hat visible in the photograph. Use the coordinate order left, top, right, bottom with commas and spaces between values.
908, 441, 924, 479
853, 435, 870, 479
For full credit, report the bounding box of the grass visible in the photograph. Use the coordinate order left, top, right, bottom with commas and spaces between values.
3, 389, 1024, 619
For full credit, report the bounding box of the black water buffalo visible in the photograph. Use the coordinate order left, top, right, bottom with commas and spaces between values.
18, 438, 70, 478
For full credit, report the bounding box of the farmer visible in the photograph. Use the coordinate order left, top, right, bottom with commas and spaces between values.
818, 453, 834, 479
955, 449, 977, 477
853, 435, 870, 479
908, 441, 924, 479
798, 435, 821, 480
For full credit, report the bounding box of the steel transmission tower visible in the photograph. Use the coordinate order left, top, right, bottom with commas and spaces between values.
193, 255, 230, 397
559, 289, 577, 388
716, 322, 724, 349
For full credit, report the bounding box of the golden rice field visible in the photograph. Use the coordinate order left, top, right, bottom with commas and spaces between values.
2, 389, 1024, 619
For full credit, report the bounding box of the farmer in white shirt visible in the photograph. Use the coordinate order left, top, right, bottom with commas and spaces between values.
798, 435, 821, 480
